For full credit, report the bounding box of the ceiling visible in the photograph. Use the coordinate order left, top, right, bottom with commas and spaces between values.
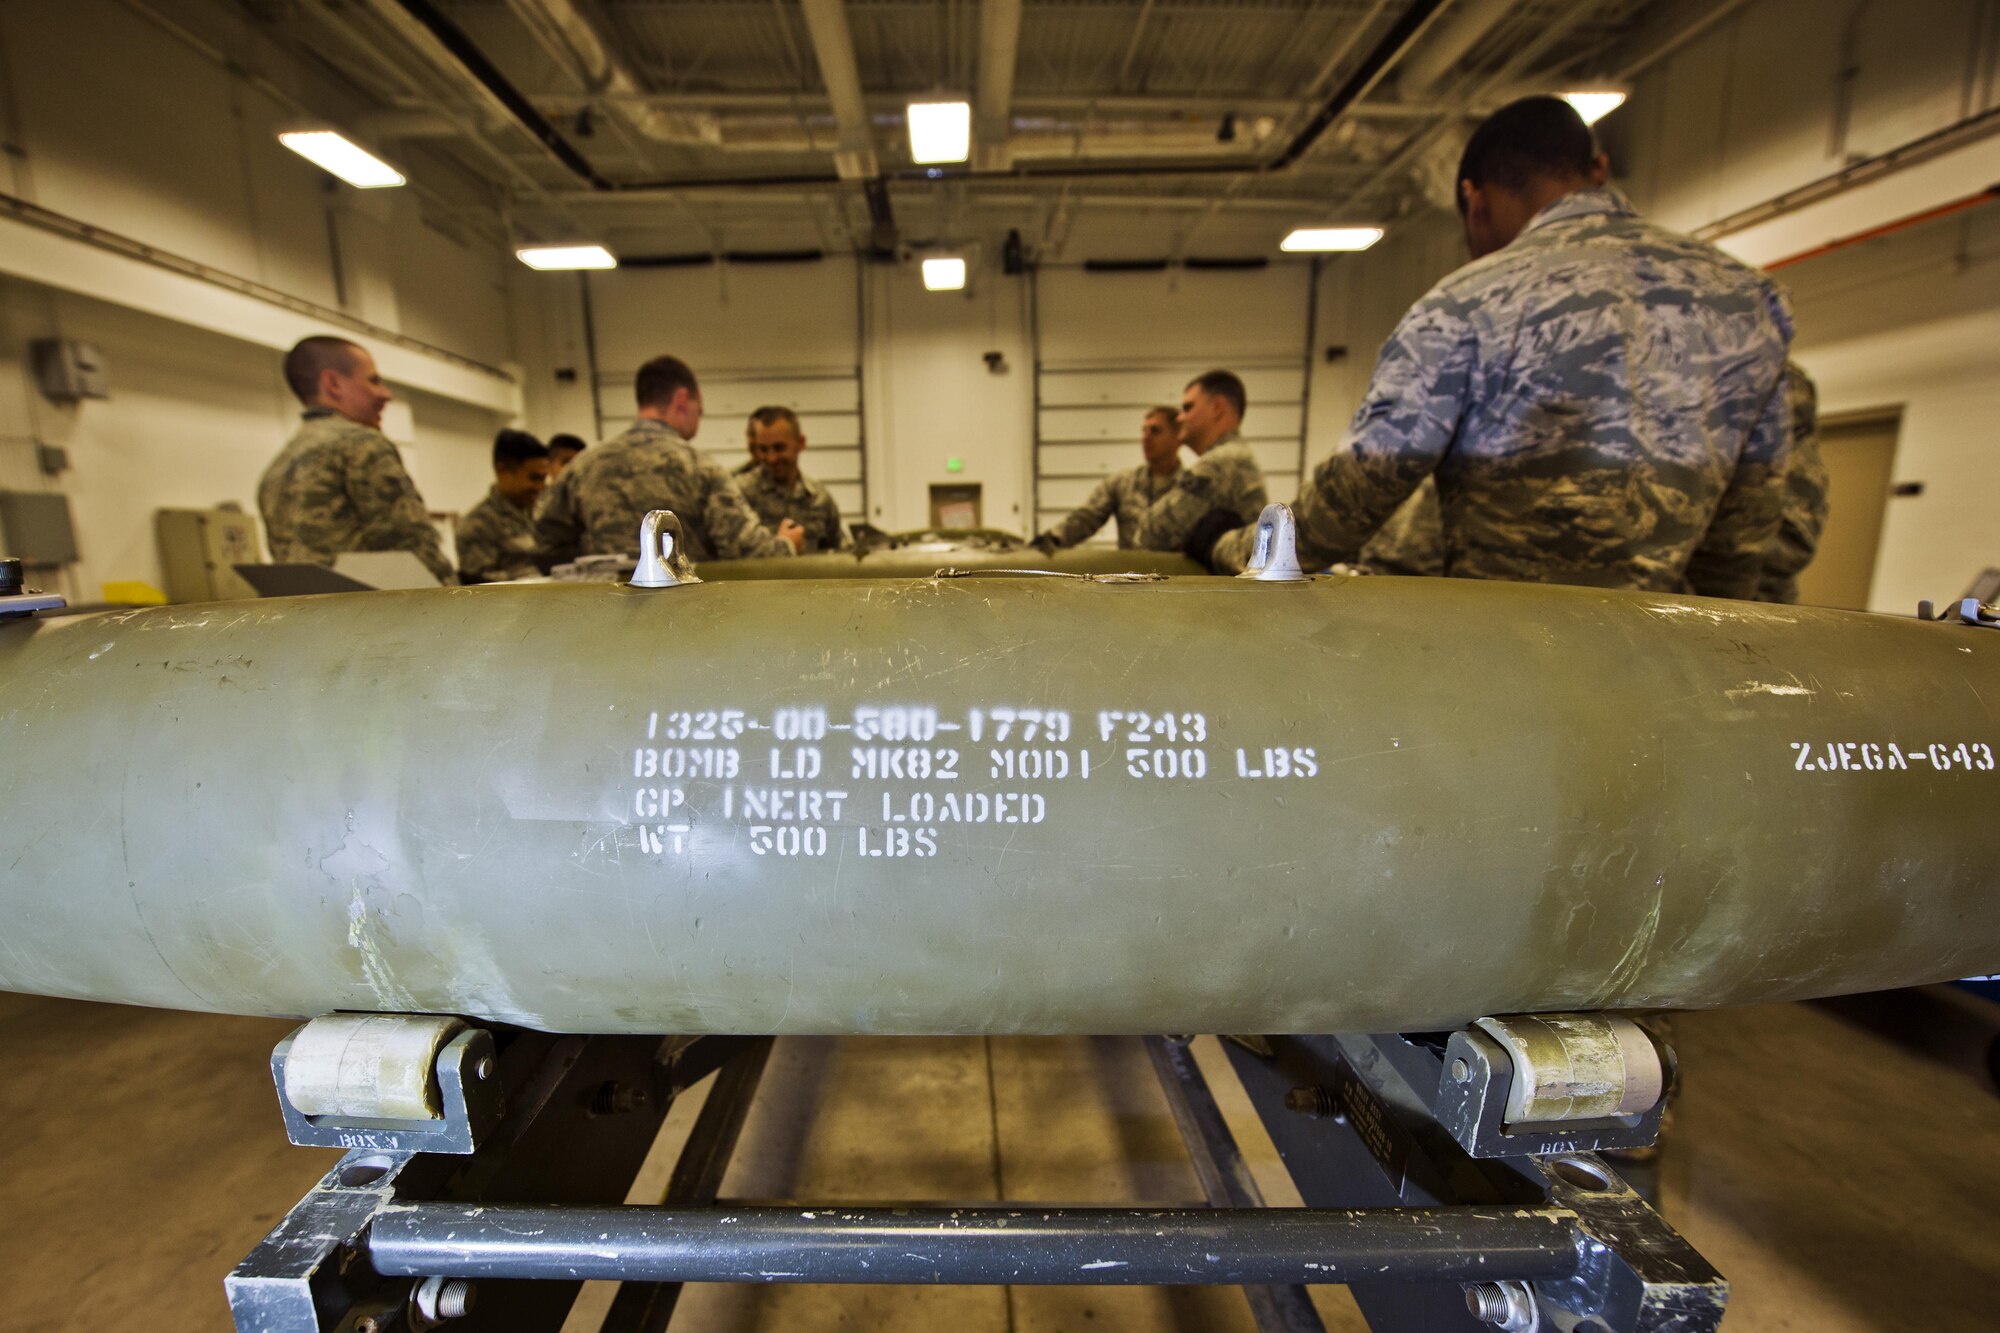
235, 0, 1699, 260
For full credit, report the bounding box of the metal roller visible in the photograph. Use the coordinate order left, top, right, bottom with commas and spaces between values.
0, 571, 1996, 1035
281, 1012, 463, 1120
1472, 1014, 1663, 1123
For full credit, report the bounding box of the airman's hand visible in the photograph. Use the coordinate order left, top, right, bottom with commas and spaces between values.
778, 519, 807, 554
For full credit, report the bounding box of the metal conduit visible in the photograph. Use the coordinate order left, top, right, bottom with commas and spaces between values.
369, 1203, 1585, 1286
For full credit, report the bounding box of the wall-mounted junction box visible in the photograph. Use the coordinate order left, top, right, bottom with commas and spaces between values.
156, 507, 262, 603
0, 490, 80, 567
31, 339, 110, 401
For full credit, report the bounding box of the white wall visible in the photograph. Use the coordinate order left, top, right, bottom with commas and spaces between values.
1032, 263, 1314, 535
0, 281, 294, 597
517, 251, 1043, 533
0, 0, 518, 595
865, 256, 1036, 531
1305, 211, 1468, 476
1614, 0, 2000, 236
1781, 204, 2000, 613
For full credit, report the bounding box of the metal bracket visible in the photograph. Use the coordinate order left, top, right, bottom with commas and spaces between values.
1238, 502, 1309, 582
1433, 1027, 1669, 1161
630, 509, 700, 587
1225, 1033, 1726, 1333
1916, 597, 2000, 628
271, 1025, 503, 1155
225, 1149, 417, 1333
0, 582, 66, 620
1954, 598, 2000, 628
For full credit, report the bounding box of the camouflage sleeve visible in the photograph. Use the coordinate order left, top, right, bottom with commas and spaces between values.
1289, 301, 1477, 570
454, 507, 503, 584
534, 469, 584, 569
347, 435, 454, 583
1135, 454, 1235, 552
703, 459, 795, 559
813, 491, 849, 552
1043, 476, 1120, 549
1684, 366, 1793, 601
1753, 365, 1828, 604
1357, 478, 1448, 576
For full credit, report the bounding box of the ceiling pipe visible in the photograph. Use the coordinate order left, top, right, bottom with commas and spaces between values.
380, 0, 1446, 194
504, 0, 728, 150
387, 0, 612, 187
1613, 0, 1759, 82
975, 0, 1025, 170
797, 0, 880, 180
1346, 0, 1600, 211
1300, 0, 1395, 101
1268, 0, 1450, 171
1397, 0, 1524, 101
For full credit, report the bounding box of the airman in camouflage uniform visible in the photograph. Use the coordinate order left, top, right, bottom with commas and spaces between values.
1036, 407, 1182, 549
258, 336, 453, 584
536, 355, 800, 565
1753, 363, 1829, 604
738, 467, 847, 552
1137, 371, 1269, 553
1209, 99, 1794, 596
738, 406, 846, 552
456, 491, 539, 582
537, 420, 798, 563
455, 429, 553, 583
1358, 365, 1827, 595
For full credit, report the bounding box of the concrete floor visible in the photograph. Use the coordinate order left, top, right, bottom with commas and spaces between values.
2, 995, 1996, 1331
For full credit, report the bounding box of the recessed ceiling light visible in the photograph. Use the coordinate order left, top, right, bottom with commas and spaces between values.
907, 101, 971, 164
1561, 90, 1627, 126
921, 256, 967, 291
1280, 226, 1386, 253
516, 244, 619, 271
278, 131, 405, 188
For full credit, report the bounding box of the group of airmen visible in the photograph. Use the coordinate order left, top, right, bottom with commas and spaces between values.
258, 95, 1826, 606
258, 345, 847, 586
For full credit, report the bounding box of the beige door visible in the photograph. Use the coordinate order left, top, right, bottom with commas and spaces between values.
1796, 410, 1901, 611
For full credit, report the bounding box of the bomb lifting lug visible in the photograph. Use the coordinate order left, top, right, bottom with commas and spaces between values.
1238, 502, 1310, 582
629, 510, 700, 588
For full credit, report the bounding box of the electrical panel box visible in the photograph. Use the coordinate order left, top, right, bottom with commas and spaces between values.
0, 490, 80, 567
156, 507, 262, 603
31, 339, 110, 401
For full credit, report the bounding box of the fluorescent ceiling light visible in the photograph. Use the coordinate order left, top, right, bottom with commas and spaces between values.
907, 100, 971, 164
921, 257, 967, 291
1562, 90, 1627, 126
278, 131, 405, 188
516, 244, 618, 271
1280, 226, 1385, 253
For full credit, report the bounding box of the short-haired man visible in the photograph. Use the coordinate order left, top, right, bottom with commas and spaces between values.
548, 434, 587, 473
536, 355, 802, 565
1134, 370, 1269, 554
456, 429, 554, 583
258, 335, 453, 583
1208, 96, 1794, 590
1034, 406, 1182, 550
738, 406, 847, 552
